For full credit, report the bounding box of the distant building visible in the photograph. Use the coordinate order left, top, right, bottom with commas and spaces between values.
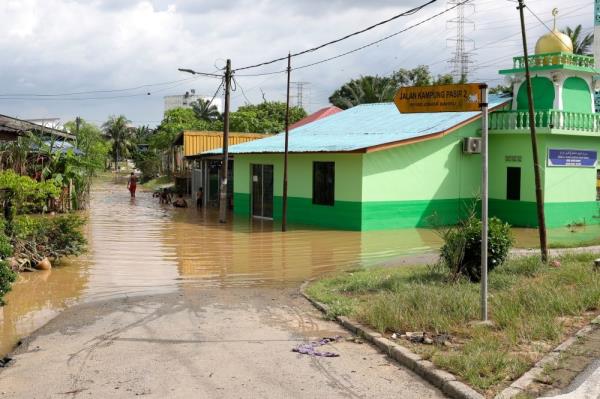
25, 117, 64, 131
164, 89, 223, 113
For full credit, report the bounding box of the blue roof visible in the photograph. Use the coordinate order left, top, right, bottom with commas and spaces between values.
32, 140, 84, 155
205, 94, 510, 154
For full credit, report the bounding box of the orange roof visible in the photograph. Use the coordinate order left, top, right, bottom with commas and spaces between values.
289, 106, 342, 130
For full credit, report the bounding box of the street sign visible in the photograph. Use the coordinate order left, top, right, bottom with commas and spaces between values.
394, 83, 483, 113
548, 149, 598, 168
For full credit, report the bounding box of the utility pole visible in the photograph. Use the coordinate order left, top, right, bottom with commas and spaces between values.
75, 116, 81, 136
219, 59, 232, 224
517, 0, 548, 262
480, 84, 489, 321
282, 53, 292, 232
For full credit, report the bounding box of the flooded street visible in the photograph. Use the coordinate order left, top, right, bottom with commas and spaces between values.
1, 182, 599, 398
2, 181, 599, 359
0, 181, 441, 357
2, 181, 600, 358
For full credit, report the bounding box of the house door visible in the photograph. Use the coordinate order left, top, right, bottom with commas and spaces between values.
251, 164, 273, 219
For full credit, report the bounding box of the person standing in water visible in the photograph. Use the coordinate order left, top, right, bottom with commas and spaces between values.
127, 172, 137, 198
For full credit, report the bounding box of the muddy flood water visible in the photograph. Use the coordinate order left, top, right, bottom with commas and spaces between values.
1, 181, 599, 356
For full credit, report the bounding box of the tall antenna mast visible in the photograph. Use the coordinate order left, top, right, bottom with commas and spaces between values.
447, 0, 475, 82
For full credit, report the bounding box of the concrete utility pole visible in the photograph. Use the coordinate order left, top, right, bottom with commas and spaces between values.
282, 53, 291, 232
219, 59, 232, 224
480, 84, 489, 321
517, 0, 548, 262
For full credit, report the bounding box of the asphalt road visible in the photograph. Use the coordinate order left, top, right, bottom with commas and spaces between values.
0, 287, 445, 399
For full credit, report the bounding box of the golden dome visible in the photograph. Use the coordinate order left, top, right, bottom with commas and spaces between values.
535, 28, 573, 55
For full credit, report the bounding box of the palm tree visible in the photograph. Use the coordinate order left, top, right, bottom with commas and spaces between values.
329, 76, 397, 109
192, 98, 221, 122
102, 115, 132, 171
562, 25, 594, 55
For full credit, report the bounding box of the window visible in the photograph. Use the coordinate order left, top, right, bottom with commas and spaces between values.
313, 162, 335, 206
507, 167, 521, 201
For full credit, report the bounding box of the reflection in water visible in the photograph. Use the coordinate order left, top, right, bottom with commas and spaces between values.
2, 180, 597, 356
167, 210, 441, 287
0, 182, 441, 356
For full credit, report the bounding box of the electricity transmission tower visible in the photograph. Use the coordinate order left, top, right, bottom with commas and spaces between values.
447, 0, 475, 82
291, 82, 310, 110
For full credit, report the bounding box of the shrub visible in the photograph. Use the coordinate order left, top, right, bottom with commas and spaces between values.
12, 213, 87, 263
0, 260, 16, 305
440, 213, 513, 282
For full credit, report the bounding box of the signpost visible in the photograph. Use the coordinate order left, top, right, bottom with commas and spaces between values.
394, 83, 490, 322
394, 83, 483, 113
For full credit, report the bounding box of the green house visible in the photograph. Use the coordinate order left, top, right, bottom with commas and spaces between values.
206, 31, 600, 231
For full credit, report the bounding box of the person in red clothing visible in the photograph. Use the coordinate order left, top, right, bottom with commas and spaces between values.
127, 172, 137, 198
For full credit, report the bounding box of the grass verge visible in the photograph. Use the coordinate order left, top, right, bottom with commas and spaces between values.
305, 253, 600, 396
142, 176, 172, 191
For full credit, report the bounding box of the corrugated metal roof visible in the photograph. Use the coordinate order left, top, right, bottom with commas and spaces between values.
175, 131, 271, 157
205, 95, 511, 154
289, 106, 342, 131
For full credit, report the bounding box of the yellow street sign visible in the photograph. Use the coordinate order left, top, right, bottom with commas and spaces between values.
394, 83, 484, 113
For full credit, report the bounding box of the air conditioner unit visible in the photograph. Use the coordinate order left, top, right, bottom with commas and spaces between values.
463, 137, 482, 154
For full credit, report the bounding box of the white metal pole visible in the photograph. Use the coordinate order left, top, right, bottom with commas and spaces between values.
481, 84, 489, 321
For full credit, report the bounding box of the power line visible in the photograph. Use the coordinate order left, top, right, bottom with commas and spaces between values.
236, 0, 473, 77
0, 77, 205, 101
234, 0, 439, 72
0, 76, 217, 98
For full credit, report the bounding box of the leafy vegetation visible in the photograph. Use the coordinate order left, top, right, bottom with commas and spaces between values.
192, 98, 222, 122
561, 24, 593, 55
103, 115, 135, 170
12, 213, 87, 265
149, 101, 306, 152
439, 212, 513, 282
306, 253, 600, 393
329, 65, 459, 109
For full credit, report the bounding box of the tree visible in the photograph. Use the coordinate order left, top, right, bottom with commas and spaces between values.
192, 98, 221, 122
329, 76, 396, 110
329, 66, 453, 109
64, 119, 109, 174
562, 25, 593, 55
102, 115, 133, 169
229, 102, 306, 133
150, 108, 212, 151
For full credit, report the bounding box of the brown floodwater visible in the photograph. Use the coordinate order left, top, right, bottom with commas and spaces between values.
1, 181, 598, 356
0, 181, 441, 356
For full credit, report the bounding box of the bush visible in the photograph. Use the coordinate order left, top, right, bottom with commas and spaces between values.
0, 260, 16, 305
12, 213, 87, 263
440, 213, 513, 282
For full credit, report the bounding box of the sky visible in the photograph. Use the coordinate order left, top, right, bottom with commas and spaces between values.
0, 0, 593, 128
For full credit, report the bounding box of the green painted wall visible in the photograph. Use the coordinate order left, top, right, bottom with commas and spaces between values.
488, 133, 600, 227
517, 76, 555, 110
562, 77, 592, 113
361, 121, 482, 229
233, 153, 364, 230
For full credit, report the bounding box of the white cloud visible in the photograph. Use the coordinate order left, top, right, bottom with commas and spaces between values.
0, 0, 592, 125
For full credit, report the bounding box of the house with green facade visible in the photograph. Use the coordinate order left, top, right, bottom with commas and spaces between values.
206, 29, 600, 231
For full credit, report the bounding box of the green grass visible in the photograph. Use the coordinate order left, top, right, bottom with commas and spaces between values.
305, 253, 600, 395
142, 176, 172, 191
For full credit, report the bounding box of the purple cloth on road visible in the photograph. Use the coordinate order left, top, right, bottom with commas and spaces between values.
292, 336, 341, 357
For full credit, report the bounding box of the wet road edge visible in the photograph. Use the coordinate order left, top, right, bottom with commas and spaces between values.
299, 280, 483, 399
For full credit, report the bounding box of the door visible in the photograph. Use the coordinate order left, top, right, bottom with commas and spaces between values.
507, 167, 521, 201
251, 164, 274, 219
